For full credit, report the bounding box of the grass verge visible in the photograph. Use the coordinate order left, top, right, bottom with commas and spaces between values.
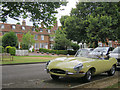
1, 55, 60, 64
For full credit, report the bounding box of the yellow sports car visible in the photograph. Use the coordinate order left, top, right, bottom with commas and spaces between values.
45, 48, 117, 82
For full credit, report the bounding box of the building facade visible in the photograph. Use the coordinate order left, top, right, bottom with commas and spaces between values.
0, 20, 57, 50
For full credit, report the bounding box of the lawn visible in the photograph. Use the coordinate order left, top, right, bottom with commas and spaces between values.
1, 55, 61, 64
107, 81, 120, 88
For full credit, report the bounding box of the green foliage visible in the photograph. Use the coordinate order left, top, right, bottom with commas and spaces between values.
53, 29, 71, 50
9, 47, 16, 56
1, 2, 67, 29
61, 2, 120, 48
0, 36, 2, 46
0, 46, 4, 53
22, 31, 35, 49
5, 46, 12, 53
39, 48, 68, 55
71, 43, 79, 50
67, 50, 77, 55
32, 48, 34, 52
2, 32, 18, 48
21, 43, 29, 50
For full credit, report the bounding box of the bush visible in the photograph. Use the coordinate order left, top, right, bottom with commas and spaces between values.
39, 48, 51, 53
32, 48, 34, 52
0, 46, 4, 53
5, 46, 12, 53
67, 50, 77, 55
9, 47, 16, 56
71, 43, 79, 50
2, 32, 18, 48
21, 43, 29, 50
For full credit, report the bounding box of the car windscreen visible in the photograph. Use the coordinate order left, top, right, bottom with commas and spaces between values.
75, 49, 89, 57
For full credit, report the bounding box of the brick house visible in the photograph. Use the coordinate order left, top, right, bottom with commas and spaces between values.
0, 20, 58, 50
98, 39, 120, 48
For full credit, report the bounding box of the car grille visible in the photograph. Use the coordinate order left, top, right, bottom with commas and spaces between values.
50, 69, 66, 74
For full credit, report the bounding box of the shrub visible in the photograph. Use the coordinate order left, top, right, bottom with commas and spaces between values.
71, 43, 79, 50
21, 43, 29, 50
39, 48, 51, 53
0, 46, 4, 53
5, 46, 12, 53
67, 50, 77, 55
57, 50, 68, 55
9, 47, 16, 55
2, 32, 18, 48
32, 48, 34, 52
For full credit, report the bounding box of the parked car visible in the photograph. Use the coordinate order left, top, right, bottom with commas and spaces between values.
45, 48, 117, 82
89, 47, 113, 58
109, 47, 120, 65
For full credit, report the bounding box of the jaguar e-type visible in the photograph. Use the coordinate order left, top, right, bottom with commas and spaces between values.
45, 48, 117, 82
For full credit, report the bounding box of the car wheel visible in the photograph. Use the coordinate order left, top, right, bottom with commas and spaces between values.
51, 74, 59, 80
107, 65, 116, 76
83, 70, 92, 82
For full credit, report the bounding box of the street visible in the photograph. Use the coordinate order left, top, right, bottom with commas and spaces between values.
2, 63, 119, 88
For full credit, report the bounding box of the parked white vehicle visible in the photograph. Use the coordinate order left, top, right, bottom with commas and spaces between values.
109, 47, 120, 65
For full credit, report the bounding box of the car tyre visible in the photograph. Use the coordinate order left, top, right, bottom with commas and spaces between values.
51, 74, 59, 80
83, 70, 92, 82
107, 65, 116, 76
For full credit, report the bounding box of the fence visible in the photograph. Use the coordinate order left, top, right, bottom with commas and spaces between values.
2, 53, 13, 61
16, 50, 28, 56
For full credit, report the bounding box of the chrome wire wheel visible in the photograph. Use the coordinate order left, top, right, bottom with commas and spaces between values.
107, 65, 116, 76
83, 70, 92, 82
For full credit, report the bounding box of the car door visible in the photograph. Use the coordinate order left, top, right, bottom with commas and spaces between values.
94, 58, 112, 74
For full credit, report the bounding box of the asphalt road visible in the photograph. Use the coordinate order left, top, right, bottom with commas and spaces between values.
2, 63, 120, 88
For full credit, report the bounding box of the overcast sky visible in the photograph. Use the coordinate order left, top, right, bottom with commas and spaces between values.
4, 0, 78, 26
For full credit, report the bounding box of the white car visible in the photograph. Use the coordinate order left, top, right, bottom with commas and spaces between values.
109, 47, 120, 65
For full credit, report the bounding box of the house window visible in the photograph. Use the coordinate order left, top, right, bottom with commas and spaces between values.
50, 37, 54, 41
45, 43, 48, 49
32, 27, 35, 31
108, 41, 112, 47
50, 44, 53, 49
98, 42, 102, 47
40, 28, 43, 32
12, 25, 16, 29
22, 26, 25, 30
35, 43, 39, 50
1, 24, 4, 29
40, 43, 45, 48
41, 35, 44, 40
48, 29, 51, 33
35, 34, 38, 40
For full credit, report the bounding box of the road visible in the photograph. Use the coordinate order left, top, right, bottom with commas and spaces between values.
2, 63, 119, 88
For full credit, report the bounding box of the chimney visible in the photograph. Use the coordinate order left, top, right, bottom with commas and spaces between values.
22, 20, 26, 26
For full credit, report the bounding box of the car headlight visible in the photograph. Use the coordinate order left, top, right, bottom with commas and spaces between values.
74, 63, 83, 72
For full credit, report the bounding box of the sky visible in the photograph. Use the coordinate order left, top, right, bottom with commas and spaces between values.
4, 0, 79, 26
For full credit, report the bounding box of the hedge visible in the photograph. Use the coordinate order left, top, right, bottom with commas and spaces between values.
9, 47, 16, 55
39, 48, 76, 55
0, 46, 4, 53
5, 46, 12, 53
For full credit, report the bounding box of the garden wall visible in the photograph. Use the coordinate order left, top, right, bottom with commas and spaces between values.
16, 50, 28, 56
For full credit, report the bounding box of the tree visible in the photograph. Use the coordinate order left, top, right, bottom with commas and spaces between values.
53, 29, 71, 50
0, 2, 67, 29
21, 31, 35, 49
2, 32, 18, 48
62, 2, 120, 48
